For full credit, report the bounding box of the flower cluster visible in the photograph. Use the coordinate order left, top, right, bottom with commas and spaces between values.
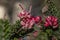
18, 10, 58, 29
18, 10, 42, 29
44, 16, 58, 29
17, 4, 58, 30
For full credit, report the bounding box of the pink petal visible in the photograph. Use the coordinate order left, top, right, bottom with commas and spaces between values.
54, 18, 58, 22
53, 22, 58, 26
48, 21, 52, 26
20, 21, 25, 26
53, 24, 58, 29
44, 22, 49, 27
51, 16, 55, 22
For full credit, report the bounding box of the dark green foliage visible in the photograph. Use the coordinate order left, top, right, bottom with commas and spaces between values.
0, 19, 34, 40
46, 0, 58, 16
0, 19, 12, 40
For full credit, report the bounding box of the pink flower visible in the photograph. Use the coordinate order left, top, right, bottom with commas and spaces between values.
35, 16, 42, 23
44, 16, 58, 29
18, 4, 35, 29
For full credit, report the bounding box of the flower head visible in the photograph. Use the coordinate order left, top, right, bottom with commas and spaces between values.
44, 16, 58, 29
